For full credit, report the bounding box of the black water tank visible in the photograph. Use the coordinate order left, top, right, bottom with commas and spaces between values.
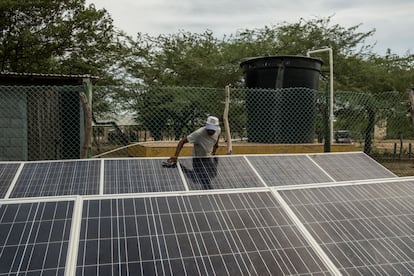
240, 55, 323, 143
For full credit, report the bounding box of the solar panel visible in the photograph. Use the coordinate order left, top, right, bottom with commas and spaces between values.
0, 200, 74, 275
179, 156, 264, 190
76, 192, 331, 275
0, 152, 409, 275
279, 179, 414, 275
0, 163, 20, 198
10, 160, 100, 198
247, 155, 334, 186
104, 159, 185, 194
309, 152, 396, 181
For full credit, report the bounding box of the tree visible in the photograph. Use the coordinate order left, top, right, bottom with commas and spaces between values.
120, 17, 404, 146
124, 30, 232, 87
0, 0, 133, 82
0, 0, 131, 115
126, 85, 223, 141
124, 16, 381, 89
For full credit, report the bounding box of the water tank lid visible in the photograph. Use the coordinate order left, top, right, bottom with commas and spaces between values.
240, 55, 323, 68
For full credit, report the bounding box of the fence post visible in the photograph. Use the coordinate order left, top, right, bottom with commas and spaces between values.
324, 84, 331, 152
408, 88, 414, 131
393, 143, 397, 159
223, 85, 232, 155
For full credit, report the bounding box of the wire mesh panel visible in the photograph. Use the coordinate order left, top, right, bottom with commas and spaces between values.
244, 87, 317, 143
103, 85, 409, 149
1, 84, 412, 166
0, 85, 87, 161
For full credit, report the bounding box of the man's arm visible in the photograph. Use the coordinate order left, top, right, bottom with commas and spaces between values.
169, 137, 189, 163
211, 138, 219, 155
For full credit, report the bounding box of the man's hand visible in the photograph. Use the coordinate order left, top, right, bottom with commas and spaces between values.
162, 156, 178, 167
168, 156, 178, 163
212, 142, 219, 155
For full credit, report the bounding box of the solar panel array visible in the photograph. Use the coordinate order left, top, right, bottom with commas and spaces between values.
280, 180, 414, 275
2, 152, 411, 276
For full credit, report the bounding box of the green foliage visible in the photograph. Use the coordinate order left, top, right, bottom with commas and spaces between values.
334, 53, 414, 93
0, 0, 129, 81
125, 85, 223, 140
122, 16, 414, 95
124, 31, 233, 87
0, 0, 132, 116
1, 3, 413, 142
333, 90, 413, 151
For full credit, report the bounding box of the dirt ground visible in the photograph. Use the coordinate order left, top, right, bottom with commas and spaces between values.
369, 139, 414, 176
373, 158, 414, 177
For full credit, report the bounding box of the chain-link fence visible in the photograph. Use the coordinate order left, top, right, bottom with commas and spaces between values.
2, 84, 414, 175
92, 85, 412, 147
92, 86, 414, 166
0, 85, 91, 161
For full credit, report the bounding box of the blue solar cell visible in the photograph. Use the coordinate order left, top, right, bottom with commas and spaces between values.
10, 160, 100, 198
0, 201, 73, 275
0, 163, 20, 198
247, 155, 333, 186
309, 152, 396, 181
179, 156, 264, 190
104, 159, 185, 194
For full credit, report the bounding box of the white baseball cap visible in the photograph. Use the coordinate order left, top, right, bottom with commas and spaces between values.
205, 116, 219, 131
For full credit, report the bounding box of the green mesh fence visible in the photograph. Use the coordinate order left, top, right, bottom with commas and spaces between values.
0, 85, 89, 161
1, 84, 413, 172
97, 85, 410, 144
92, 85, 414, 168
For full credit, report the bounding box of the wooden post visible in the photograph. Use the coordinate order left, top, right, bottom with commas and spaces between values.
79, 92, 92, 159
393, 143, 397, 159
408, 87, 414, 160
223, 85, 232, 155
408, 88, 414, 131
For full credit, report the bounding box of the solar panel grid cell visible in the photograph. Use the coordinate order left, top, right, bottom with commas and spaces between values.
10, 160, 100, 198
76, 192, 331, 275
0, 163, 20, 198
104, 159, 185, 194
309, 153, 396, 181
247, 155, 334, 186
179, 156, 264, 190
280, 180, 414, 275
0, 201, 73, 275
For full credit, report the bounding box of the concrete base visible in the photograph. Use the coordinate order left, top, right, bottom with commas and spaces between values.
127, 142, 357, 157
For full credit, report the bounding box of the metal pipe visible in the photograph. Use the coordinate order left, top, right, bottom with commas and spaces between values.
307, 48, 334, 145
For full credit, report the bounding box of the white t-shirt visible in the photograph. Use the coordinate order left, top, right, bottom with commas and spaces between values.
187, 127, 221, 156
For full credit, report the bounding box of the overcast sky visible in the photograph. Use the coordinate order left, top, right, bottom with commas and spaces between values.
86, 0, 413, 56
